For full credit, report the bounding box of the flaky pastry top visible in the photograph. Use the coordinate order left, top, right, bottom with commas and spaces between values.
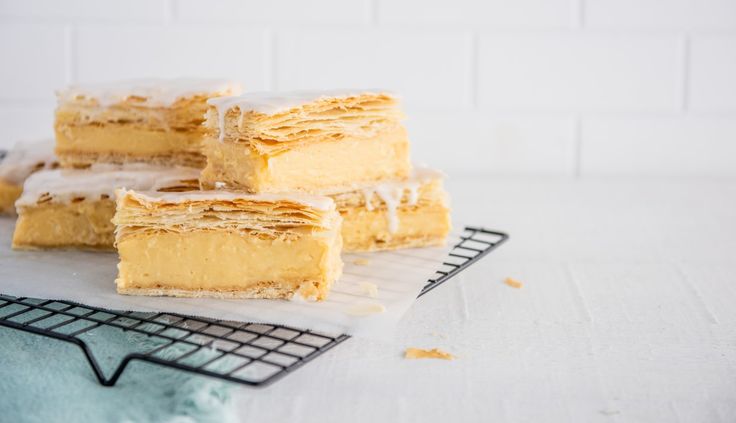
205, 90, 405, 154
113, 189, 340, 240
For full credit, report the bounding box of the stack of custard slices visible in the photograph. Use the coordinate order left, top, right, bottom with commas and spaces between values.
4, 80, 451, 302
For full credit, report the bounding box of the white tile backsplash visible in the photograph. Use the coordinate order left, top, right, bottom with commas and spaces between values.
0, 1, 734, 176
174, 0, 370, 24
581, 116, 736, 176
0, 24, 67, 101
75, 26, 270, 89
689, 36, 736, 111
275, 29, 473, 110
585, 0, 736, 30
478, 34, 683, 111
377, 0, 577, 28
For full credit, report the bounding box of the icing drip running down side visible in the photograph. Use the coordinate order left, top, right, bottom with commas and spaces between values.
207, 89, 394, 142
58, 78, 242, 108
357, 167, 444, 234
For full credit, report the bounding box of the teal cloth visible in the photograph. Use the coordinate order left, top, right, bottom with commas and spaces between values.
0, 315, 239, 422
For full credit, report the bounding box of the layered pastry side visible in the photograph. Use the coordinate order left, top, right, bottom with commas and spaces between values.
112, 189, 343, 301
0, 140, 58, 214
55, 78, 242, 168
200, 90, 412, 193
12, 165, 200, 250
323, 167, 451, 252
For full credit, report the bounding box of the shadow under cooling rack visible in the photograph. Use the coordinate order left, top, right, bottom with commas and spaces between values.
0, 226, 507, 387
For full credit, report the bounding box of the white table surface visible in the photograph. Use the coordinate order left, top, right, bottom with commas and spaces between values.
232, 176, 736, 422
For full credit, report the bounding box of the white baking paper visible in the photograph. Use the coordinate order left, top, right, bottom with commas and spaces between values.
0, 219, 453, 338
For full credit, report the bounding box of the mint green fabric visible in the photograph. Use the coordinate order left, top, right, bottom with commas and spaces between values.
0, 322, 239, 423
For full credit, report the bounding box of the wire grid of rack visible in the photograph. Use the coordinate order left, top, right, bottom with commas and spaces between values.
0, 227, 507, 387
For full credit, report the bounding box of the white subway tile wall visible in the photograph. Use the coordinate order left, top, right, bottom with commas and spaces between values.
0, 0, 733, 176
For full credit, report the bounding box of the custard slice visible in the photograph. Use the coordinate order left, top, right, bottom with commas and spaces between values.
323, 167, 451, 252
200, 90, 411, 193
12, 165, 200, 250
113, 189, 343, 301
55, 78, 241, 168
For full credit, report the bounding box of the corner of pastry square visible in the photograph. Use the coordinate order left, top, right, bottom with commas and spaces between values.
54, 78, 242, 168
199, 89, 411, 193
112, 188, 344, 301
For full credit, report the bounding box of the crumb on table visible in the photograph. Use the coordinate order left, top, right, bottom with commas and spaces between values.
504, 277, 523, 289
353, 258, 370, 266
359, 281, 379, 298
404, 347, 455, 360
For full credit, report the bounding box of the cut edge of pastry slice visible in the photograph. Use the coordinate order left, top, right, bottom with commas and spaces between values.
55, 78, 242, 168
11, 164, 201, 251
200, 90, 411, 193
113, 188, 344, 301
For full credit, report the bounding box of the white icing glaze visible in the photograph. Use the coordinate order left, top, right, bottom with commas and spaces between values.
207, 89, 394, 141
326, 166, 445, 234
124, 189, 335, 212
0, 139, 57, 185
16, 164, 201, 207
58, 78, 242, 108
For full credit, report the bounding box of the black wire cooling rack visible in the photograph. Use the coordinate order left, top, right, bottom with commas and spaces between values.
0, 227, 507, 387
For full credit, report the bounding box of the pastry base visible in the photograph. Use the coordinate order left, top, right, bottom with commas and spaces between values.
340, 204, 451, 252
0, 180, 22, 214
12, 200, 116, 250
55, 124, 206, 168
116, 229, 342, 301
200, 130, 410, 193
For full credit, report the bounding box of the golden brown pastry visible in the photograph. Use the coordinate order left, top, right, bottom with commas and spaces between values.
113, 189, 343, 301
200, 90, 411, 193
323, 167, 451, 252
12, 165, 200, 250
55, 78, 241, 168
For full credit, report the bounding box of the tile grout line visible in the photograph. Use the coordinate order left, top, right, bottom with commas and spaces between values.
470, 32, 479, 109
164, 0, 175, 26
681, 34, 690, 111
369, 0, 379, 26
267, 30, 278, 91
573, 114, 582, 178
64, 25, 76, 84
576, 0, 586, 28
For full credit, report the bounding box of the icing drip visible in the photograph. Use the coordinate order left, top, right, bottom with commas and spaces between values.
0, 139, 57, 185
374, 185, 403, 233
58, 78, 242, 108
406, 181, 421, 206
361, 189, 375, 211
339, 166, 445, 234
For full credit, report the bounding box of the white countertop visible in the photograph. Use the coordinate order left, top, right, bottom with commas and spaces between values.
232, 176, 736, 422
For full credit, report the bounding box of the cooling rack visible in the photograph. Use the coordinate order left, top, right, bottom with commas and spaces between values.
0, 227, 507, 387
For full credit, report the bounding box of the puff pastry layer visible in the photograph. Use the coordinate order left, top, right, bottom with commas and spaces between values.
113, 190, 343, 301
55, 79, 241, 168
324, 167, 451, 252
201, 90, 411, 193
12, 165, 200, 250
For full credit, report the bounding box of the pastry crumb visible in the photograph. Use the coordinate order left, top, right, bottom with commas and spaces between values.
404, 347, 455, 360
504, 277, 523, 289
353, 258, 370, 266
346, 302, 385, 316
359, 281, 378, 298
